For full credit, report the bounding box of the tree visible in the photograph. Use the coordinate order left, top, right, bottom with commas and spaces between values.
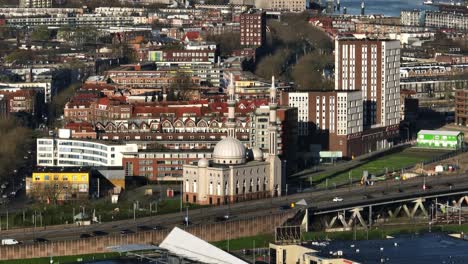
0, 118, 33, 183
255, 49, 292, 79
29, 181, 70, 205
206, 32, 240, 57
291, 52, 333, 90
31, 26, 51, 42
168, 72, 197, 101
57, 26, 99, 46
4, 50, 37, 64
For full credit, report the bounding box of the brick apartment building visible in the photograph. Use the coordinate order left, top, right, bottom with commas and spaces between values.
279, 38, 401, 159
240, 10, 266, 48
335, 38, 401, 129
455, 89, 468, 126
0, 90, 44, 118
64, 93, 131, 123
148, 48, 219, 63
282, 90, 364, 158
122, 149, 213, 181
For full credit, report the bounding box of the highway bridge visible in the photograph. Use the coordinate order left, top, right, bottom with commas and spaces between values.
308, 175, 468, 231
2, 173, 468, 243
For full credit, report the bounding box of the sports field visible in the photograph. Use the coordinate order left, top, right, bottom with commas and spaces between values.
310, 148, 451, 187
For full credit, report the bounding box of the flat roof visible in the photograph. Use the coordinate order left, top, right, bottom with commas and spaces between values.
418, 130, 462, 136
33, 167, 91, 173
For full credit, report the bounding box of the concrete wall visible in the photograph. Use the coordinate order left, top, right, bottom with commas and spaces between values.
0, 211, 294, 260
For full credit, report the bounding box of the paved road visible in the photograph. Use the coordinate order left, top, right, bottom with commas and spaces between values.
2, 173, 467, 243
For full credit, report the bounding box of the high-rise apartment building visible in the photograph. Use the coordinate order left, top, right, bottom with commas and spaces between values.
335, 38, 401, 129
281, 90, 363, 158
19, 0, 52, 8
232, 0, 308, 12
240, 10, 266, 47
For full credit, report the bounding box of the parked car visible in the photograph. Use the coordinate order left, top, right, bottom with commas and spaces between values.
332, 197, 344, 202
33, 238, 49, 243
1, 239, 19, 246
79, 233, 92, 239
92, 230, 108, 236
120, 229, 135, 235
137, 225, 152, 231
215, 215, 230, 222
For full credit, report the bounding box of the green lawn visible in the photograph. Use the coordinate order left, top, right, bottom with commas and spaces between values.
212, 234, 274, 251
311, 148, 450, 187
0, 253, 120, 264
0, 185, 205, 230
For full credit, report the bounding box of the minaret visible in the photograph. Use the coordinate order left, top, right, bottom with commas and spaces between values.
268, 76, 278, 156
268, 76, 282, 197
226, 73, 236, 138
361, 0, 365, 16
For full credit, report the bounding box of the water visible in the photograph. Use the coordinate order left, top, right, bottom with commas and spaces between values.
312, 232, 468, 263
332, 0, 439, 17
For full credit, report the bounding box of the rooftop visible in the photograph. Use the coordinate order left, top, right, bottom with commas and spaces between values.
418, 130, 462, 136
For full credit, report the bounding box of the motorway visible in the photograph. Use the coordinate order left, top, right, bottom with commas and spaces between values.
2, 173, 468, 243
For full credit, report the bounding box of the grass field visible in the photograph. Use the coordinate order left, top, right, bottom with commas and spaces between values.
0, 184, 205, 230
311, 148, 450, 187
212, 234, 274, 251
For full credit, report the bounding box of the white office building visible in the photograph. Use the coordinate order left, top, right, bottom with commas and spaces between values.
37, 136, 138, 167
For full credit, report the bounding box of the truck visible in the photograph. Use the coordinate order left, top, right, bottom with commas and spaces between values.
1, 239, 19, 245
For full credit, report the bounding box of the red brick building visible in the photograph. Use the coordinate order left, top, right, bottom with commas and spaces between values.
64, 121, 97, 139
122, 149, 213, 181
240, 10, 266, 48
0, 90, 42, 117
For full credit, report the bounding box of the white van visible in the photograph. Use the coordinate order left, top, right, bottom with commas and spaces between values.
1, 239, 19, 245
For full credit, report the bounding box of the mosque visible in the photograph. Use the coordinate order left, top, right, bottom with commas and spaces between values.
182, 76, 283, 205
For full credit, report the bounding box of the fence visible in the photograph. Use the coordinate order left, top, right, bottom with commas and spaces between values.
0, 210, 295, 260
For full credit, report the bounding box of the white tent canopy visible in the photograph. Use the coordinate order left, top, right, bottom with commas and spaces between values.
160, 227, 248, 264
296, 199, 307, 206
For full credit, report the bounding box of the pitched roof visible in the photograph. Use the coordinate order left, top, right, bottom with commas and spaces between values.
160, 227, 247, 264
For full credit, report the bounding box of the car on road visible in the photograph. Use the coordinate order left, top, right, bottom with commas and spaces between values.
92, 231, 108, 236
215, 215, 230, 222
137, 225, 166, 231
79, 233, 92, 239
1, 239, 19, 245
137, 225, 152, 231
332, 197, 343, 202
120, 229, 135, 235
33, 238, 49, 243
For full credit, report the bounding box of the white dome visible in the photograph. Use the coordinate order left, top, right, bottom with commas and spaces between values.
198, 158, 209, 167
213, 137, 246, 164
252, 147, 263, 161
